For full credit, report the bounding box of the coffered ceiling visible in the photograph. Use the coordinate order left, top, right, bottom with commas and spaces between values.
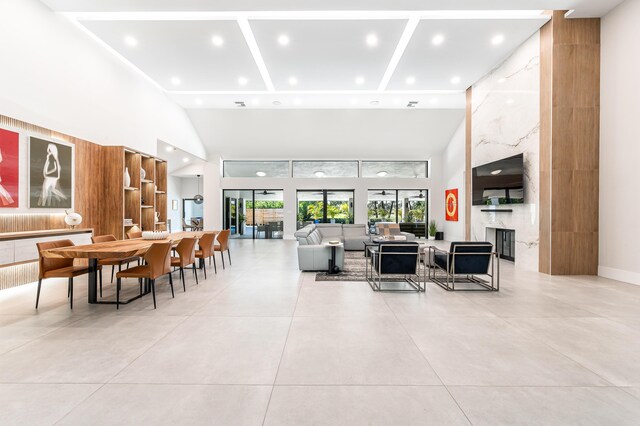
40, 0, 623, 109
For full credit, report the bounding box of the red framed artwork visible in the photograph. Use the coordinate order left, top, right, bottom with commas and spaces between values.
0, 128, 19, 208
445, 188, 458, 222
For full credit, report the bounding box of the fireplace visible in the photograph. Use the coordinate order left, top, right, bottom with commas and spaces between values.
495, 229, 515, 262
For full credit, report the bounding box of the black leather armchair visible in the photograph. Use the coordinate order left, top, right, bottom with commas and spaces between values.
366, 241, 424, 292
429, 242, 499, 291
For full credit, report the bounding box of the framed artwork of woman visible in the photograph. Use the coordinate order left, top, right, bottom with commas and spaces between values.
28, 136, 74, 209
0, 128, 19, 208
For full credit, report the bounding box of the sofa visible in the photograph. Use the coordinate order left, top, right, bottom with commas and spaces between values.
375, 223, 417, 241
294, 223, 372, 271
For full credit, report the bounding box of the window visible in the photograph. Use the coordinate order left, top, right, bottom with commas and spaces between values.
362, 161, 428, 178
223, 161, 289, 178
223, 190, 284, 239
296, 190, 354, 229
292, 161, 358, 178
367, 189, 428, 237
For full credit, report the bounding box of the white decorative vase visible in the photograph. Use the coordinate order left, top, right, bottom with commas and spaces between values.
124, 167, 131, 187
155, 212, 160, 223
428, 235, 436, 241
141, 168, 146, 180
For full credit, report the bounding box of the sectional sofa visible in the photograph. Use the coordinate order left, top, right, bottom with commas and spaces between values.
294, 223, 372, 271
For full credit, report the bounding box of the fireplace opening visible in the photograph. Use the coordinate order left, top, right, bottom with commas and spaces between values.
496, 229, 515, 262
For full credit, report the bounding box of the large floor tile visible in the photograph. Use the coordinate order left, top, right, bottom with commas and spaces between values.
383, 288, 497, 318
195, 284, 299, 317
0, 384, 99, 425
397, 315, 608, 386
508, 317, 640, 386
58, 384, 271, 426
294, 282, 392, 317
276, 315, 441, 385
112, 316, 291, 384
0, 314, 85, 354
264, 385, 469, 426
0, 315, 184, 383
465, 293, 599, 318
450, 386, 640, 426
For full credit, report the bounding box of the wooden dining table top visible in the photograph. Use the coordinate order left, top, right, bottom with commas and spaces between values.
42, 231, 215, 260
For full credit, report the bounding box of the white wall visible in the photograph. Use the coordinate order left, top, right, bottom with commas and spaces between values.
0, 0, 206, 159
599, 0, 640, 285
441, 120, 466, 241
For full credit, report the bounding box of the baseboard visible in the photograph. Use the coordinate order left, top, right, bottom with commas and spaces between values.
598, 265, 640, 286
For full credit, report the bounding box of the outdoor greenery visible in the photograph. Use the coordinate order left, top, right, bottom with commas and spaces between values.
367, 200, 426, 223
246, 200, 284, 209
297, 201, 352, 223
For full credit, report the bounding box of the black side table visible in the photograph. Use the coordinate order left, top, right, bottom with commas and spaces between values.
326, 243, 343, 275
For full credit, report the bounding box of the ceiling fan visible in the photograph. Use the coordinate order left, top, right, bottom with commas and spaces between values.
409, 190, 426, 200
259, 190, 276, 195
373, 190, 392, 196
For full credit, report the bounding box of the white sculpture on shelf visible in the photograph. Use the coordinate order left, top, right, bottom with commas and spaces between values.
124, 167, 131, 187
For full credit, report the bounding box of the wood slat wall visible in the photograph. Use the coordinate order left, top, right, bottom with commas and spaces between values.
539, 11, 600, 275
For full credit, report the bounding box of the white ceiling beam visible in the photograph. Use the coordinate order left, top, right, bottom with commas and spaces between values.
237, 18, 275, 92
377, 17, 420, 92
169, 90, 463, 95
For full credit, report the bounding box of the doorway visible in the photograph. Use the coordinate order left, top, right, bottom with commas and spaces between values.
182, 198, 204, 230
223, 189, 284, 239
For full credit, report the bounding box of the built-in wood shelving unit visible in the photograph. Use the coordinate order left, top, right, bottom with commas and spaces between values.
102, 147, 168, 239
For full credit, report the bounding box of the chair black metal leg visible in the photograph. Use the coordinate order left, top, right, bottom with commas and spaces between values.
139, 278, 142, 294
180, 267, 186, 292
35, 279, 42, 309
116, 277, 121, 309
69, 278, 73, 310
111, 265, 115, 283
220, 251, 225, 269
193, 263, 199, 285
203, 262, 207, 279
99, 268, 103, 298
227, 249, 231, 265
212, 255, 217, 273
168, 272, 175, 298
150, 279, 157, 309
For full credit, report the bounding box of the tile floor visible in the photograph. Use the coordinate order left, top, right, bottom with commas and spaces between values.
1, 239, 640, 425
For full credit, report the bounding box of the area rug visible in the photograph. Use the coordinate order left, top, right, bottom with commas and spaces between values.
315, 251, 428, 282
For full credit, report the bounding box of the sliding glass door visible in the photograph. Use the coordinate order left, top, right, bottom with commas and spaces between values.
367, 189, 428, 237
223, 190, 284, 239
296, 190, 354, 229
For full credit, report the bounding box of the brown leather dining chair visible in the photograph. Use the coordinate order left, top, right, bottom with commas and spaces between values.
115, 241, 173, 309
92, 234, 139, 297
126, 225, 143, 239
36, 240, 90, 309
195, 232, 217, 278
171, 237, 199, 290
214, 229, 231, 269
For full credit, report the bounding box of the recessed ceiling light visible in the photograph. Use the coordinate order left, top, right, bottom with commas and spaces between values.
450, 76, 461, 85
506, 98, 515, 105
405, 76, 416, 85
278, 34, 290, 46
370, 100, 379, 106
165, 146, 175, 152
183, 157, 190, 163
349, 98, 358, 105
238, 76, 248, 86
355, 76, 365, 86
195, 98, 203, 106
498, 77, 506, 84
432, 34, 445, 46
272, 100, 281, 106
491, 34, 505, 45
124, 35, 138, 47
377, 171, 388, 177
366, 33, 378, 47
491, 169, 502, 175
288, 76, 298, 86
171, 77, 181, 86
211, 35, 224, 47
293, 98, 302, 105
393, 98, 401, 105
256, 171, 266, 177
314, 171, 325, 178
430, 98, 438, 105
251, 98, 259, 105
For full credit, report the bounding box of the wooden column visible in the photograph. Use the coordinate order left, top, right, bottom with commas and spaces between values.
465, 87, 472, 240
539, 11, 600, 275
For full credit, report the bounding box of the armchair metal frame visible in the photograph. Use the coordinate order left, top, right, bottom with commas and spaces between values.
365, 244, 425, 293
428, 244, 499, 292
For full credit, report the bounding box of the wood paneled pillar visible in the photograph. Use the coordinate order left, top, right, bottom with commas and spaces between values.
539, 11, 600, 275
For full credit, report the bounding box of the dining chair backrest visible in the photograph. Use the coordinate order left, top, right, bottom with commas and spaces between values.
175, 237, 197, 266
126, 226, 142, 239
216, 229, 230, 250
92, 234, 117, 244
37, 239, 75, 279
144, 242, 172, 279
197, 232, 217, 257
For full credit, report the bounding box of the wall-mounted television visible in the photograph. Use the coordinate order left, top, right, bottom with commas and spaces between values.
472, 154, 525, 206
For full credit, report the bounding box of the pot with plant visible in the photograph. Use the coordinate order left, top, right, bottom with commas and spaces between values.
428, 220, 438, 240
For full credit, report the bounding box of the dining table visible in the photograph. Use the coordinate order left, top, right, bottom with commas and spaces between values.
41, 231, 206, 304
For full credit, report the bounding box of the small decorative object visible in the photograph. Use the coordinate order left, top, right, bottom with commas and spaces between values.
154, 184, 158, 192
140, 167, 146, 180
141, 197, 145, 205
328, 240, 340, 245
428, 220, 438, 240
142, 231, 169, 240
155, 212, 160, 223
445, 189, 459, 222
64, 210, 82, 228
193, 174, 204, 205
124, 167, 131, 188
